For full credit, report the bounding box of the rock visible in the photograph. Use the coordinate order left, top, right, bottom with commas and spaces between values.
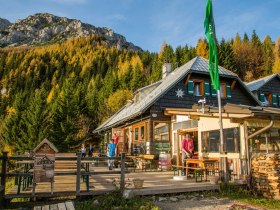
0, 13, 142, 51
169, 197, 178, 202
123, 189, 135, 199
158, 197, 167, 202
176, 194, 186, 200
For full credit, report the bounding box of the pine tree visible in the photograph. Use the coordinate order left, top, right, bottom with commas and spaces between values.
218, 39, 236, 72
50, 78, 81, 151
20, 88, 51, 150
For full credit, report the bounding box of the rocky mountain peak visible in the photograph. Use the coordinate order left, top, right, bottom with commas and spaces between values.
0, 13, 141, 50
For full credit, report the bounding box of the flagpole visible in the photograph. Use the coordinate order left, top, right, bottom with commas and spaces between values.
217, 89, 228, 182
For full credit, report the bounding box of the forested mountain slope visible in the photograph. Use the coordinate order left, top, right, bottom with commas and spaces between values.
0, 25, 279, 153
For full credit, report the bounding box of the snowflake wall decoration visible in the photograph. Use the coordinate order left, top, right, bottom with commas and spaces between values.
176, 88, 184, 98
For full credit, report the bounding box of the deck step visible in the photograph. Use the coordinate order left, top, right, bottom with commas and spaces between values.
33, 200, 75, 210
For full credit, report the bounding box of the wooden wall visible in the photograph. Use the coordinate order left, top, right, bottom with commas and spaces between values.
156, 73, 258, 108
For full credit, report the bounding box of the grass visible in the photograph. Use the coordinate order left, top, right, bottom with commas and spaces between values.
216, 183, 280, 210
75, 191, 160, 210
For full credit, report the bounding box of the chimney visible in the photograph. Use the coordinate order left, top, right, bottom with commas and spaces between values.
162, 63, 172, 78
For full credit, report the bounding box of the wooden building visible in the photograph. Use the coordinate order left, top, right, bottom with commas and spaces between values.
247, 73, 280, 107
94, 56, 261, 166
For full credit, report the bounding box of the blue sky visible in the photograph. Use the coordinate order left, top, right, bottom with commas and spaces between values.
0, 0, 279, 52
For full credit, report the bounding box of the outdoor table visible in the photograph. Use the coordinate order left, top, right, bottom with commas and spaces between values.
185, 158, 219, 180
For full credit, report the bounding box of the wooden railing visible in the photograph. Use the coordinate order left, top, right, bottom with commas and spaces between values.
0, 151, 127, 208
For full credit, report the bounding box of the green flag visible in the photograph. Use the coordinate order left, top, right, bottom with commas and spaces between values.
204, 0, 220, 90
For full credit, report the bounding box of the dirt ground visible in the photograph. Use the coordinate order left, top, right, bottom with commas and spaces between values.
154, 197, 265, 210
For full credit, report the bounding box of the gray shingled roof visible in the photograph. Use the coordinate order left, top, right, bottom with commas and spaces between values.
94, 56, 258, 132
246, 74, 280, 91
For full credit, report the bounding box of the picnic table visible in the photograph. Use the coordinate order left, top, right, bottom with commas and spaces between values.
185, 158, 219, 180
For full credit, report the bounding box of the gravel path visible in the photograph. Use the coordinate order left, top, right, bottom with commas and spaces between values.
153, 195, 265, 210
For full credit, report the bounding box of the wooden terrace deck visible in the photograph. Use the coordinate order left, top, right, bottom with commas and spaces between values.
6, 166, 219, 199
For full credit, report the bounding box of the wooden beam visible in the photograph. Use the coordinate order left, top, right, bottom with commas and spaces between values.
231, 79, 237, 90
184, 73, 192, 85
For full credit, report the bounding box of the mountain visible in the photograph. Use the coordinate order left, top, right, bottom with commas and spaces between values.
0, 13, 141, 50
0, 18, 11, 30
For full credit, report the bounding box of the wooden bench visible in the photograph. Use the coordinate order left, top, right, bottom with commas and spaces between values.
141, 155, 157, 171
172, 165, 204, 182
124, 157, 137, 172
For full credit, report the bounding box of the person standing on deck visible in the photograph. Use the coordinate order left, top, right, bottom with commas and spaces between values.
88, 143, 94, 157
81, 144, 86, 158
107, 139, 116, 170
113, 133, 119, 155
181, 134, 194, 166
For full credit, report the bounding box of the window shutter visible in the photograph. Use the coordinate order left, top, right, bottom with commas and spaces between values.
187, 80, 194, 95
226, 85, 231, 99
272, 94, 277, 106
204, 82, 210, 96
211, 84, 217, 97
259, 93, 265, 103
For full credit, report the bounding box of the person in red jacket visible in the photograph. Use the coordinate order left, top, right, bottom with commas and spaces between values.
181, 134, 194, 166
113, 133, 119, 155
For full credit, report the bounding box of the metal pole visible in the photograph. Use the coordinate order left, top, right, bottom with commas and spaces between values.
217, 89, 228, 182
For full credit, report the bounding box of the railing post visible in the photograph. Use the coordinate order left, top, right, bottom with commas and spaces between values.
1, 151, 8, 208
15, 151, 20, 185
120, 152, 125, 192
76, 152, 81, 197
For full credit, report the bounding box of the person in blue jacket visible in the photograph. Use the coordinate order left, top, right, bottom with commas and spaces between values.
107, 139, 116, 170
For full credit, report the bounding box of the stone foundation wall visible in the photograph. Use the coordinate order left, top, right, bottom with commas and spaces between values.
251, 153, 280, 200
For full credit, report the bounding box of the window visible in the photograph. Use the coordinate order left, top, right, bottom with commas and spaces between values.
133, 124, 146, 142
140, 126, 145, 139
259, 93, 272, 106
134, 128, 139, 141
201, 127, 240, 153
154, 122, 170, 141
249, 128, 280, 153
194, 80, 203, 96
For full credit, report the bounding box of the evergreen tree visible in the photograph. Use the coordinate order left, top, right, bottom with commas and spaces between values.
20, 88, 51, 150
50, 78, 81, 151
217, 39, 236, 72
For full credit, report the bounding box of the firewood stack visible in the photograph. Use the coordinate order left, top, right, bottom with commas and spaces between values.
251, 153, 280, 200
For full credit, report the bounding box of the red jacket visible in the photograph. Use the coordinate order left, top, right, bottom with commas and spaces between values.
182, 138, 194, 153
